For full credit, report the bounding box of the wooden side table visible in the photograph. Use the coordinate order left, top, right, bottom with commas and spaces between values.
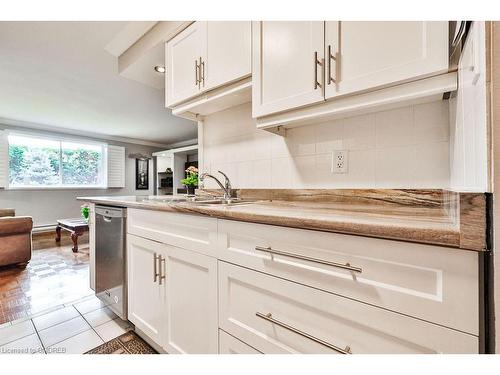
55, 218, 89, 253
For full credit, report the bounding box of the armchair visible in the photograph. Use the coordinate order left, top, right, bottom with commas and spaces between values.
0, 208, 33, 268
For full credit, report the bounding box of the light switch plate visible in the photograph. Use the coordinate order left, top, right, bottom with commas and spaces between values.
332, 150, 348, 174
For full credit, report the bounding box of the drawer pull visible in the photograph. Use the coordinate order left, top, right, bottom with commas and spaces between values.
158, 255, 166, 285
256, 312, 352, 354
153, 253, 160, 283
255, 246, 362, 273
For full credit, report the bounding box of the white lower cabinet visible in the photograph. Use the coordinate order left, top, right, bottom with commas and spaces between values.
125, 209, 480, 354
218, 261, 478, 354
127, 209, 218, 257
219, 330, 261, 354
127, 234, 166, 346
163, 246, 218, 353
217, 219, 479, 335
127, 233, 218, 353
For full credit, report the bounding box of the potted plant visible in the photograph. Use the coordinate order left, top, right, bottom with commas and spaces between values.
181, 166, 198, 195
81, 204, 90, 222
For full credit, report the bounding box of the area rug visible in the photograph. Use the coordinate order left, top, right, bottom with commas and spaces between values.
85, 331, 157, 354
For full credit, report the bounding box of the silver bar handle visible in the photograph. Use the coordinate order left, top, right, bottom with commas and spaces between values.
327, 44, 336, 85
153, 253, 160, 283
255, 246, 362, 273
200, 57, 205, 87
195, 59, 199, 86
314, 51, 322, 89
256, 312, 351, 354
158, 255, 166, 285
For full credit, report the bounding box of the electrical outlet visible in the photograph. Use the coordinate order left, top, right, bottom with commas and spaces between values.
332, 150, 348, 174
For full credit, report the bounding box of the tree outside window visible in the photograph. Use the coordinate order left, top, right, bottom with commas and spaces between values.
8, 134, 105, 188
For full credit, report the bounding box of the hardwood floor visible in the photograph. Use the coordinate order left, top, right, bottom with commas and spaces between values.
0, 231, 92, 325
33, 230, 89, 251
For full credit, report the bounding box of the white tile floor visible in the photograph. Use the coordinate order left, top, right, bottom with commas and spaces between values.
0, 295, 133, 354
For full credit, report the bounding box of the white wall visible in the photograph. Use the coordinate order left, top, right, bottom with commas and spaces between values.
0, 126, 161, 227
202, 101, 450, 189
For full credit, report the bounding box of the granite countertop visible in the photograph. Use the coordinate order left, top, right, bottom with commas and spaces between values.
78, 189, 487, 251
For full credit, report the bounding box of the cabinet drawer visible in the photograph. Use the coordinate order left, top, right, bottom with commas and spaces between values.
127, 209, 217, 256
218, 262, 478, 354
219, 330, 261, 354
218, 220, 479, 335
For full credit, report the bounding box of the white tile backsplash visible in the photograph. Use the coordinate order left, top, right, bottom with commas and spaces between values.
413, 142, 450, 187
202, 101, 450, 189
287, 126, 317, 156
252, 159, 272, 188
375, 146, 416, 188
315, 120, 344, 154
375, 107, 414, 148
291, 155, 317, 188
271, 157, 293, 188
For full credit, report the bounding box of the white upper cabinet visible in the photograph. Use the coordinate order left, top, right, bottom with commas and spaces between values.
166, 21, 206, 107
204, 21, 251, 91
166, 21, 251, 107
252, 21, 449, 118
325, 21, 449, 99
252, 21, 325, 117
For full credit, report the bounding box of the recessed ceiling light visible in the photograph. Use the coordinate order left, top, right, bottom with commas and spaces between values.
154, 65, 166, 73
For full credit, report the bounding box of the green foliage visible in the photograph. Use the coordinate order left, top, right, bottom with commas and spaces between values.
181, 171, 198, 187
9, 145, 27, 178
182, 166, 199, 187
62, 148, 101, 185
9, 144, 102, 186
81, 205, 90, 220
10, 146, 60, 185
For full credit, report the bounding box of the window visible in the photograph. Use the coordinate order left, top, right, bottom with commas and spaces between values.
8, 134, 106, 188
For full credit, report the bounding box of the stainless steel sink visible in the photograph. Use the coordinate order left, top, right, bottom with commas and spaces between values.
138, 196, 188, 204
191, 198, 257, 206
137, 195, 257, 206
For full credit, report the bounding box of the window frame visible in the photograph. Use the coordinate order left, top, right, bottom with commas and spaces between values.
6, 130, 108, 190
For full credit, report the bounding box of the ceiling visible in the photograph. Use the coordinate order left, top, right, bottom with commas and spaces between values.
120, 42, 165, 90
0, 21, 196, 146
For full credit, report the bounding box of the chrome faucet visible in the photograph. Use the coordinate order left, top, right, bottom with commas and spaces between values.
200, 171, 234, 200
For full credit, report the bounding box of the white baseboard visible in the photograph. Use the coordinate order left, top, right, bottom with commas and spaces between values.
32, 225, 57, 233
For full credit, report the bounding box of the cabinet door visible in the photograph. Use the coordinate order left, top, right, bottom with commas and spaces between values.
219, 262, 478, 354
219, 330, 261, 354
325, 21, 449, 99
127, 234, 167, 347
163, 246, 218, 354
204, 21, 251, 91
166, 21, 206, 107
217, 219, 479, 335
252, 21, 325, 117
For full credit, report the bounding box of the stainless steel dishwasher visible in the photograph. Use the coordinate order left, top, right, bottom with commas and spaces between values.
95, 205, 127, 319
